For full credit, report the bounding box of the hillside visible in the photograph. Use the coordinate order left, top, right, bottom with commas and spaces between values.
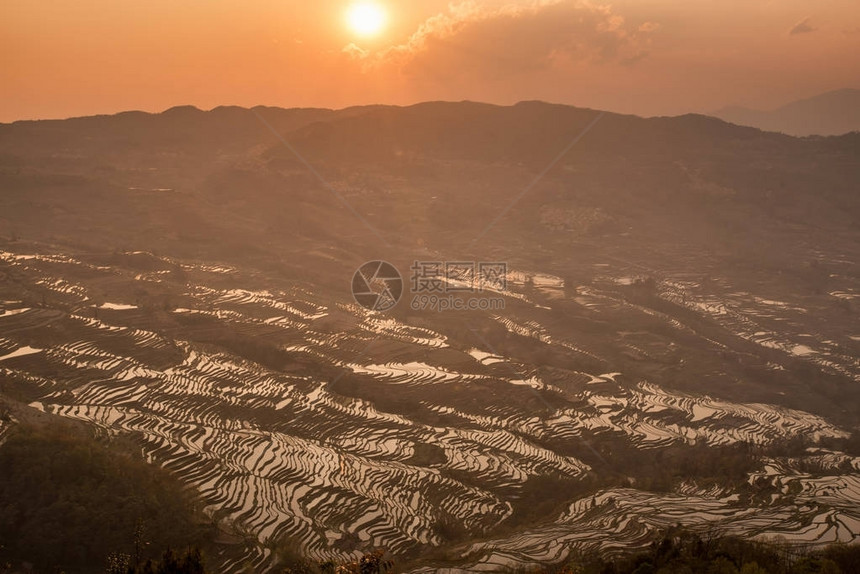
1, 101, 859, 572
0, 409, 216, 573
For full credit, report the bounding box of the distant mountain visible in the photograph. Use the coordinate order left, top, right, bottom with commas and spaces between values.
713, 88, 860, 136
1, 100, 858, 261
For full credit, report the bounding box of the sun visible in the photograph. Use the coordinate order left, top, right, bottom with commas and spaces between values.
346, 2, 387, 37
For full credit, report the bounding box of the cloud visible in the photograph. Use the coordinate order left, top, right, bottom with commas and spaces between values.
789, 18, 816, 36
344, 0, 657, 77
343, 43, 368, 59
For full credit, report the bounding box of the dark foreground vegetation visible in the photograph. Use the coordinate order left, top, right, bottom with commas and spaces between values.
0, 421, 214, 574
542, 529, 860, 574
276, 535, 860, 574
273, 532, 860, 574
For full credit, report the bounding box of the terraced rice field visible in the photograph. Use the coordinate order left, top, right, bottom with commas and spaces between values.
1, 244, 859, 572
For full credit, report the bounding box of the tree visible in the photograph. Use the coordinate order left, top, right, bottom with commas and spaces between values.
791, 557, 840, 574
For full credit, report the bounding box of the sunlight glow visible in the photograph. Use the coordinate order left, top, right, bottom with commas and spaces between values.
346, 2, 387, 37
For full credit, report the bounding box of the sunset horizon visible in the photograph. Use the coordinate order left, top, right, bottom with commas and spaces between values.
3, 1, 860, 123
4, 88, 860, 124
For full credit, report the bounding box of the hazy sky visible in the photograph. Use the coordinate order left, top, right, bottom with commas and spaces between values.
2, 0, 859, 122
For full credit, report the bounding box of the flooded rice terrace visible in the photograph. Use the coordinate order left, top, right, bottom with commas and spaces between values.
1, 243, 859, 572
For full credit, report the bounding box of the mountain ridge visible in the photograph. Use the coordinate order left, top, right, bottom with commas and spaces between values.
714, 88, 860, 136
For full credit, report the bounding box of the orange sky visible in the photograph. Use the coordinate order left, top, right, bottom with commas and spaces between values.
2, 0, 859, 122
